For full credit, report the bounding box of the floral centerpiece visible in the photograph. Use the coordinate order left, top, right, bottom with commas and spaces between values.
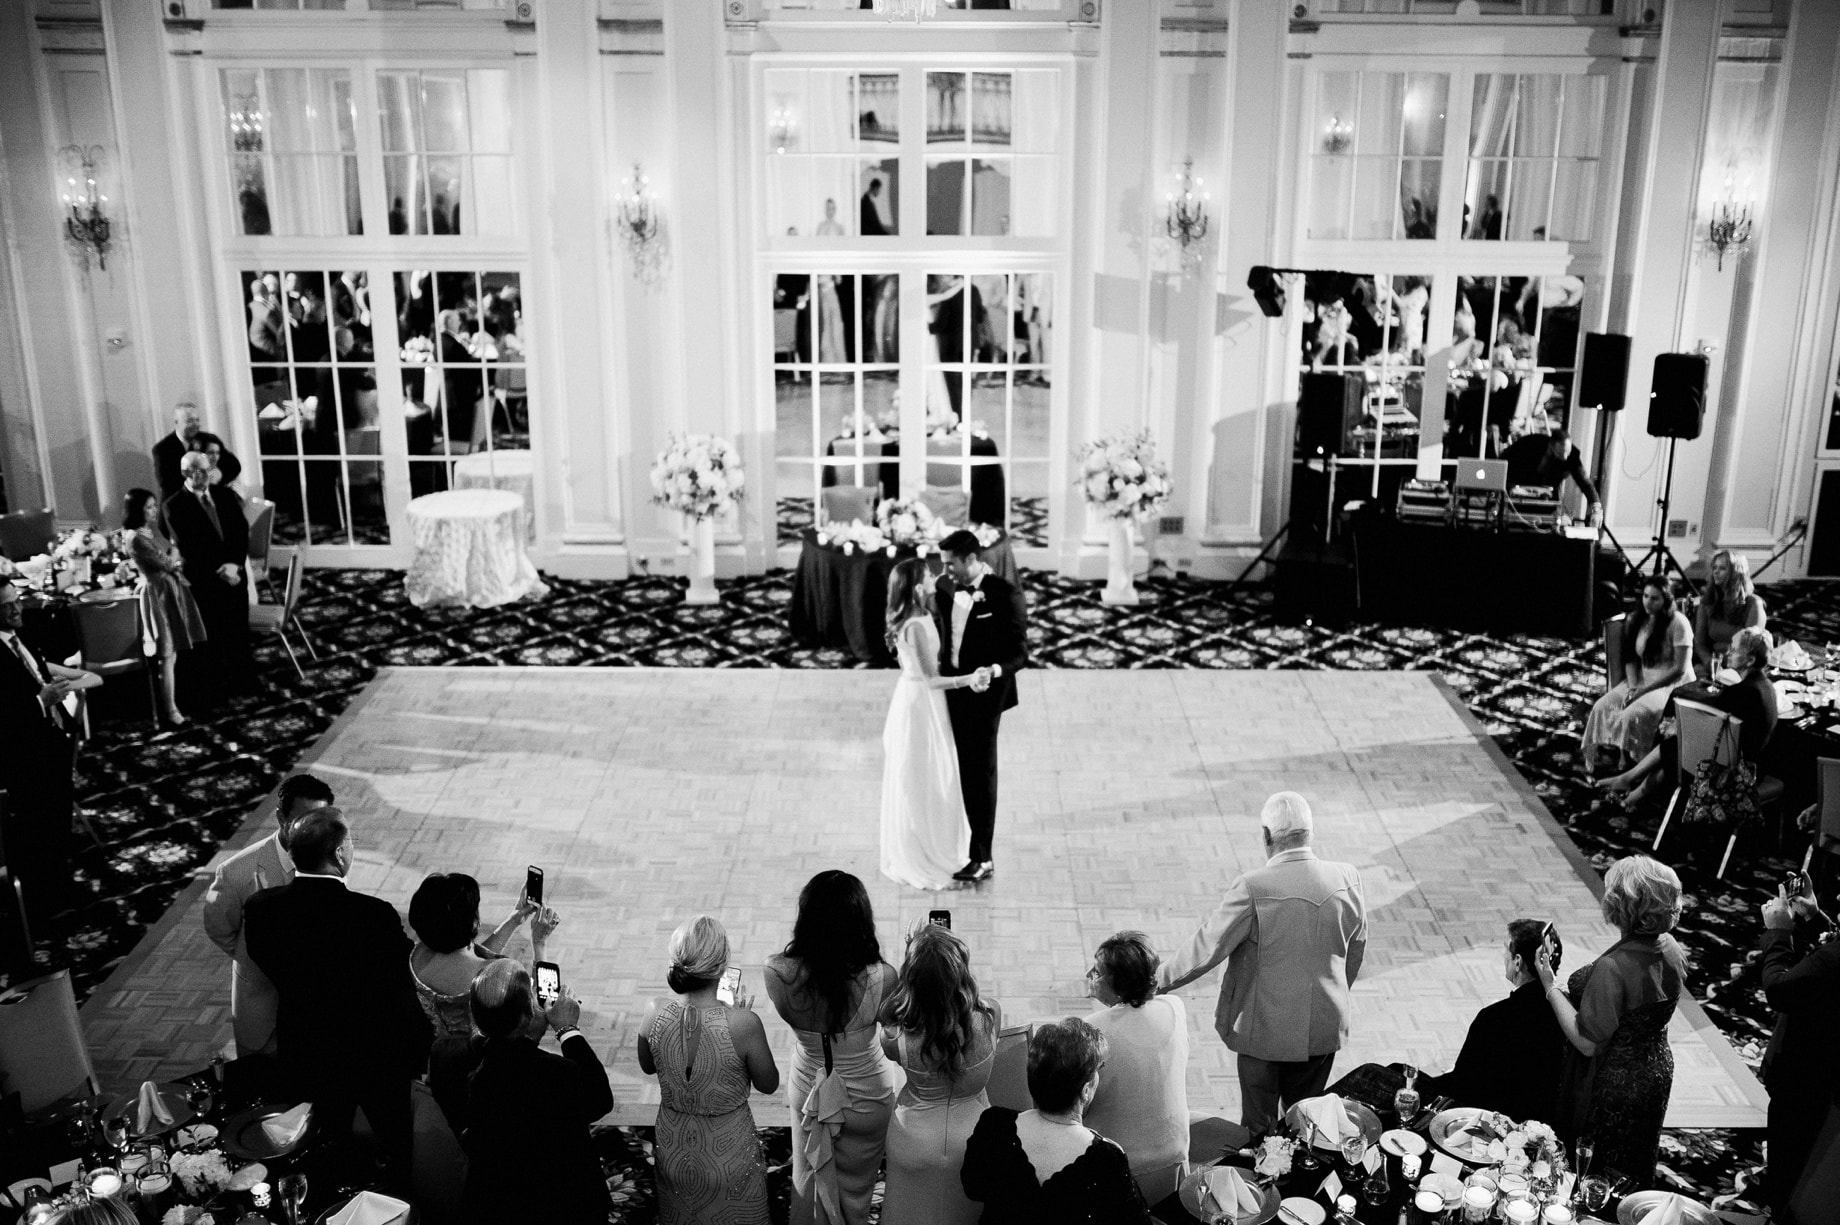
837, 410, 899, 442
162, 1208, 217, 1225
43, 526, 135, 588
399, 336, 434, 365
170, 1148, 234, 1199
649, 433, 745, 522
926, 406, 991, 441
1250, 1134, 1297, 1181
1077, 428, 1171, 521
814, 519, 889, 554
875, 497, 952, 545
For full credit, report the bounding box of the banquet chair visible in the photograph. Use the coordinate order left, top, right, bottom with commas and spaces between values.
915, 487, 971, 528
70, 594, 157, 726
0, 508, 55, 561
248, 548, 319, 680
1652, 700, 1784, 877
1601, 613, 1626, 692
984, 1022, 1033, 1112
0, 969, 98, 1115
245, 498, 277, 598
820, 485, 878, 526
1801, 757, 1840, 887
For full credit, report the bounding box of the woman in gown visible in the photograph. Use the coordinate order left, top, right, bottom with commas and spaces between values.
765, 871, 900, 1225
123, 488, 207, 725
1581, 577, 1692, 773
880, 923, 1001, 1225
881, 559, 987, 891
1535, 855, 1687, 1185
637, 916, 780, 1225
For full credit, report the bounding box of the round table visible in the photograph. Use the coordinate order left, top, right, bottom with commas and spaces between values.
453, 450, 536, 542
404, 489, 547, 609
788, 529, 1019, 663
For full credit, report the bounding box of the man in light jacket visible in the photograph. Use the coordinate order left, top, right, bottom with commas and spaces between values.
200, 774, 334, 1055
1158, 791, 1367, 1133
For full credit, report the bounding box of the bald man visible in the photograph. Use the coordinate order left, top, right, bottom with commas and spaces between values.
1158, 792, 1367, 1132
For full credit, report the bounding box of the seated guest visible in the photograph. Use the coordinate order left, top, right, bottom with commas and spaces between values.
1502, 425, 1598, 515
1693, 549, 1766, 677
1581, 577, 1692, 774
1082, 932, 1189, 1205
1599, 626, 1778, 807
201, 773, 334, 1056
636, 916, 779, 1224
46, 1197, 139, 1225
960, 1018, 1153, 1225
123, 487, 207, 727
1757, 876, 1840, 1219
408, 872, 556, 1042
461, 959, 614, 1225
880, 922, 1001, 1225
164, 451, 251, 689
245, 809, 430, 1184
153, 402, 242, 499
1419, 920, 1566, 1123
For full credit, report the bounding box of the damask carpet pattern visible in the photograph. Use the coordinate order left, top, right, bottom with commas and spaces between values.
32, 566, 1840, 1217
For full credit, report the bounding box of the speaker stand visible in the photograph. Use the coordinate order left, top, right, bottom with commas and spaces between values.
1626, 435, 1697, 595
1224, 520, 1291, 600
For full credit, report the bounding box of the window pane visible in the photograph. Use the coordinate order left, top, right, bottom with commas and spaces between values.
928, 73, 967, 144
1350, 159, 1397, 240
927, 159, 967, 235
1511, 75, 1565, 160
809, 71, 857, 152
815, 273, 854, 363
1308, 155, 1353, 240
421, 73, 470, 153
1316, 73, 1360, 155
1354, 74, 1403, 156
1400, 159, 1439, 239
1465, 159, 1510, 240
1470, 75, 1516, 158
1504, 160, 1553, 240
970, 159, 1011, 236
859, 160, 897, 236
1550, 161, 1597, 242
1016, 274, 1051, 375
1400, 74, 1447, 157
765, 70, 809, 154
1558, 76, 1606, 158
863, 274, 899, 363
811, 159, 855, 236
858, 73, 899, 144
378, 73, 422, 153
767, 157, 812, 238
971, 73, 1012, 146
1011, 70, 1060, 154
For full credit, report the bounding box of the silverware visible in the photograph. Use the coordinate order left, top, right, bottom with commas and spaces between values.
1277, 1206, 1310, 1225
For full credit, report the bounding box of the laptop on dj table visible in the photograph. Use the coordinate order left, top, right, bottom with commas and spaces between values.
1454, 458, 1508, 493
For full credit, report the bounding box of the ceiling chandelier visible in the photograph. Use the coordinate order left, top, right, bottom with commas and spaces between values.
871, 0, 938, 21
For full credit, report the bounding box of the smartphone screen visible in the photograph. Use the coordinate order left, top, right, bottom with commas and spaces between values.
535, 960, 561, 1008
525, 865, 544, 907
717, 967, 742, 1007
928, 909, 951, 931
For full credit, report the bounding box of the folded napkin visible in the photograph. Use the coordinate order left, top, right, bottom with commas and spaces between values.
1201, 1166, 1265, 1220
326, 1190, 410, 1225
1617, 1191, 1719, 1225
136, 1081, 174, 1133
1771, 639, 1814, 671
1296, 1094, 1356, 1143
260, 1102, 311, 1149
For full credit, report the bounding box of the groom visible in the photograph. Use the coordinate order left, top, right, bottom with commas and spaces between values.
935, 530, 1029, 883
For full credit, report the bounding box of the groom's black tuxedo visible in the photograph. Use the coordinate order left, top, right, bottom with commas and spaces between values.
935, 571, 1028, 864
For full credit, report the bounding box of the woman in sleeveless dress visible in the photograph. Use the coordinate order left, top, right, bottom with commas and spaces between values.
881, 559, 987, 891
406, 872, 553, 1042
1534, 855, 1686, 1185
123, 488, 207, 726
764, 871, 899, 1225
880, 923, 1001, 1225
638, 916, 780, 1225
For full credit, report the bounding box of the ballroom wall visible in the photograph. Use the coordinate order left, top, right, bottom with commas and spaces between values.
0, 0, 1837, 582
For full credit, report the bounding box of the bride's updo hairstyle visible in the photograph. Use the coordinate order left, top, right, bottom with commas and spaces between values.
885, 557, 931, 653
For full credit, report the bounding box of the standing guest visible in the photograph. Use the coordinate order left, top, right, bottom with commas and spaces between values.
200, 773, 334, 1057
1157, 792, 1367, 1134
153, 403, 242, 500
637, 915, 780, 1225
407, 872, 556, 1043
1693, 549, 1766, 678
1582, 577, 1693, 774
764, 870, 899, 1225
438, 310, 485, 449
122, 488, 207, 726
1418, 920, 1566, 1124
1082, 932, 1190, 1204
1534, 855, 1687, 1185
164, 452, 251, 689
959, 1019, 1153, 1225
1502, 425, 1599, 515
461, 960, 614, 1225
0, 578, 96, 932
244, 809, 430, 1184
1757, 875, 1840, 1218
880, 923, 1001, 1225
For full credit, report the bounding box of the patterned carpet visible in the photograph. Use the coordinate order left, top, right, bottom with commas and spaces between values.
25, 565, 1840, 1217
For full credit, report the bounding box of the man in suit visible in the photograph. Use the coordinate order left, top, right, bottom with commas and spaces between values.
0, 579, 98, 932
244, 809, 429, 1183
438, 310, 485, 450
1158, 792, 1367, 1133
935, 530, 1029, 884
1419, 919, 1566, 1123
200, 774, 335, 1056
459, 959, 613, 1225
154, 404, 243, 500
1758, 876, 1840, 1217
860, 178, 889, 236
165, 452, 251, 688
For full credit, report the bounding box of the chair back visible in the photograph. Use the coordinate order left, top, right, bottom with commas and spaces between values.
1816, 757, 1840, 849
1601, 613, 1626, 692
276, 547, 305, 618
1673, 699, 1741, 784
916, 487, 971, 528
0, 508, 56, 560
0, 969, 97, 1114
820, 486, 878, 526
246, 498, 276, 570
984, 1022, 1033, 1112
71, 596, 144, 667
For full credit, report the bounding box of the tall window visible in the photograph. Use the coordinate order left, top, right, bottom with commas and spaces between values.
398, 270, 527, 496
1308, 73, 1449, 241
1465, 74, 1607, 242
1299, 273, 1432, 462
764, 70, 901, 239
378, 70, 515, 237
924, 72, 1058, 237
221, 69, 360, 237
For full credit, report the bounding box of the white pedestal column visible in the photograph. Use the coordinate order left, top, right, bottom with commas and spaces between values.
1102, 517, 1139, 605
684, 514, 719, 604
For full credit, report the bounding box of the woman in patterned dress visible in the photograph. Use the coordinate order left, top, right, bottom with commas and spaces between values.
638, 916, 780, 1225
1534, 855, 1687, 1185
123, 488, 206, 725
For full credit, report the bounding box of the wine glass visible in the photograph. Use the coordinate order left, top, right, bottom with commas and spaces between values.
277, 1172, 308, 1225
104, 1114, 130, 1157
1340, 1133, 1368, 1178
186, 1078, 214, 1122
1394, 1064, 1421, 1124
1293, 1122, 1321, 1171
1575, 1175, 1612, 1213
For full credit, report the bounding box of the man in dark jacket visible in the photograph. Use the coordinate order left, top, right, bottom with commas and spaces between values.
1759, 880, 1840, 1218
460, 958, 613, 1224
245, 809, 430, 1184
153, 403, 242, 499
164, 451, 251, 686
1421, 919, 1567, 1123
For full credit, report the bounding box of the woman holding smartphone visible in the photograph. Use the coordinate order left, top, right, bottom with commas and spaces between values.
637, 915, 780, 1225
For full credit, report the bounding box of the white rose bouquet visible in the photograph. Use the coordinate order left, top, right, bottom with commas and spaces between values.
1252, 1134, 1297, 1180
170, 1149, 234, 1199
649, 433, 746, 522
400, 336, 435, 365
875, 498, 952, 544
816, 519, 889, 554
1076, 428, 1171, 521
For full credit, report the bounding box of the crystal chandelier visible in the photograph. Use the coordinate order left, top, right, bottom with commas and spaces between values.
872, 0, 938, 21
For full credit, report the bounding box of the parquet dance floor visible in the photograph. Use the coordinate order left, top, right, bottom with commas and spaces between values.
83, 667, 1766, 1129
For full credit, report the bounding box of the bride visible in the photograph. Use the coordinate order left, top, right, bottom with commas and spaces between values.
881, 558, 989, 891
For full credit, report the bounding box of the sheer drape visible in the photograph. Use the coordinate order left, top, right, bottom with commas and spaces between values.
263, 69, 354, 236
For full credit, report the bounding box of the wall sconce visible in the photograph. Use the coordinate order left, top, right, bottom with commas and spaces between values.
1321, 114, 1353, 154
1707, 198, 1752, 270
769, 104, 796, 155
871, 0, 938, 20
1165, 157, 1210, 254
59, 145, 112, 272
614, 162, 666, 287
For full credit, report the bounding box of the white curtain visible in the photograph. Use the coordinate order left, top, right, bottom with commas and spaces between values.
1700, 62, 1779, 217
263, 69, 350, 236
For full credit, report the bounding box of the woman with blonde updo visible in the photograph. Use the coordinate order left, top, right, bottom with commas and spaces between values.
637, 915, 780, 1225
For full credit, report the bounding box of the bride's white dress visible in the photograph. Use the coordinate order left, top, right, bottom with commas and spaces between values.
880, 617, 971, 891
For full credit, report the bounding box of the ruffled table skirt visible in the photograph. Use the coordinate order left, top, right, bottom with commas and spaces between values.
405, 489, 547, 609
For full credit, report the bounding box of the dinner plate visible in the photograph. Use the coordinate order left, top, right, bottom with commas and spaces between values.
1278, 1198, 1326, 1225
313, 1192, 415, 1225
105, 1085, 195, 1140
1177, 1170, 1279, 1225
1285, 1098, 1384, 1153
1418, 1172, 1464, 1207
1427, 1106, 1509, 1164
219, 1104, 314, 1162
1379, 1128, 1428, 1157
1615, 1191, 1720, 1225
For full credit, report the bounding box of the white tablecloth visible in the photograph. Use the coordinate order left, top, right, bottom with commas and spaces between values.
405, 489, 547, 609
453, 450, 536, 542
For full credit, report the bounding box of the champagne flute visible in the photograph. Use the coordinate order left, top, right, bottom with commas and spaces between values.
278, 1172, 308, 1225
1340, 1133, 1368, 1178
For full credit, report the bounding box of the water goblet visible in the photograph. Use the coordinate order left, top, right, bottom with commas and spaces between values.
104, 1114, 130, 1157
1394, 1064, 1421, 1124
186, 1079, 214, 1122
1340, 1133, 1368, 1178
278, 1172, 309, 1225
1574, 1175, 1611, 1213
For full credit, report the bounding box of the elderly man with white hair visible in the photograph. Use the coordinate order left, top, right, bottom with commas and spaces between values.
1157, 791, 1367, 1132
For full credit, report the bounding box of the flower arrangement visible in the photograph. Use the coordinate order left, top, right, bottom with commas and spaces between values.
837, 411, 899, 442
875, 498, 952, 545
815, 519, 889, 554
1251, 1134, 1297, 1180
400, 336, 435, 365
170, 1148, 234, 1199
52, 528, 114, 561
924, 406, 991, 441
163, 1209, 217, 1225
649, 434, 745, 522
1077, 428, 1171, 521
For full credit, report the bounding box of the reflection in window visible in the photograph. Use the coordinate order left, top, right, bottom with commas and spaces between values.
925, 71, 1058, 237
1448, 274, 1584, 456
1466, 74, 1605, 242
1316, 0, 1609, 12
1299, 273, 1432, 462
216, 0, 506, 7
765, 70, 901, 238
221, 69, 360, 237
1309, 73, 1448, 241
243, 269, 386, 546
761, 0, 1063, 8
396, 270, 527, 497
377, 70, 515, 236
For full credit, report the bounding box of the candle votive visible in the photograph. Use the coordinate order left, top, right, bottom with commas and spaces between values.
87, 1169, 124, 1197
1542, 1206, 1574, 1225
1504, 1201, 1538, 1225
1461, 1185, 1497, 1223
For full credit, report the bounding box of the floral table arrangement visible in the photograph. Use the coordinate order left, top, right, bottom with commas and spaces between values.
1076, 428, 1171, 605
0, 527, 136, 596
650, 433, 745, 605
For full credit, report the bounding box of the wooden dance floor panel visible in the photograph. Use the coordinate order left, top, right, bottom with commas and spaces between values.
83, 668, 1766, 1128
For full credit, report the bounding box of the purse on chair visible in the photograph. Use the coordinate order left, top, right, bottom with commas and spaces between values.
1683, 756, 1762, 827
